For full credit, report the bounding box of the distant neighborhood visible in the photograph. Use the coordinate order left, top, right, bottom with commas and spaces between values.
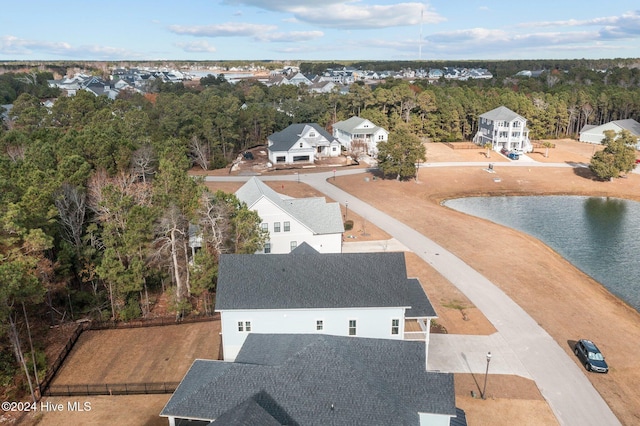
46, 64, 497, 99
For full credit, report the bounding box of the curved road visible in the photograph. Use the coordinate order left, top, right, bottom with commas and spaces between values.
205, 164, 621, 426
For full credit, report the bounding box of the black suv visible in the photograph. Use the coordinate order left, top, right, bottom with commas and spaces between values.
574, 339, 608, 373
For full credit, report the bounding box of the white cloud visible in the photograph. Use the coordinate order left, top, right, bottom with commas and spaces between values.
168, 22, 277, 37
255, 30, 324, 42
0, 35, 138, 59
175, 40, 217, 52
518, 10, 640, 40
224, 1, 445, 29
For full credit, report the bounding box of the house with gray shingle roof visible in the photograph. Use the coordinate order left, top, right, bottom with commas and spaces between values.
579, 119, 640, 148
473, 106, 532, 153
235, 177, 343, 254
161, 334, 463, 426
215, 244, 436, 361
267, 123, 341, 165
332, 116, 388, 157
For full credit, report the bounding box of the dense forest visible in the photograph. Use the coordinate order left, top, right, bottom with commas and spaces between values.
1, 60, 640, 397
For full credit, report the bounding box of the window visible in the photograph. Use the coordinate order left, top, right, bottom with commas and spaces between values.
348, 320, 357, 336
261, 223, 268, 232
391, 319, 399, 335
284, 221, 290, 232
274, 222, 281, 232
513, 121, 520, 127
238, 321, 243, 332
316, 320, 324, 331
378, 134, 384, 140
332, 147, 337, 152
299, 142, 303, 148
499, 131, 508, 138
290, 241, 297, 251
245, 321, 251, 332
513, 132, 520, 138
309, 131, 316, 137
276, 156, 285, 163
264, 242, 271, 254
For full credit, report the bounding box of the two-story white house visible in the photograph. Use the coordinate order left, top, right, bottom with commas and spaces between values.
161, 334, 463, 426
215, 244, 437, 362
473, 106, 532, 153
332, 116, 388, 157
267, 123, 342, 165
235, 177, 343, 254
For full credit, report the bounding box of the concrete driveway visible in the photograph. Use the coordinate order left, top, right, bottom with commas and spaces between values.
205, 168, 621, 426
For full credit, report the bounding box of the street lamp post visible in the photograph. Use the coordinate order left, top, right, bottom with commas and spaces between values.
482, 351, 492, 400
345, 201, 349, 220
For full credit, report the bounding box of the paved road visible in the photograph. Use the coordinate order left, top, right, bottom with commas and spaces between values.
205, 167, 621, 426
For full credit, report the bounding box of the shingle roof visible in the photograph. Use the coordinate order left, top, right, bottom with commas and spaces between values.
235, 177, 344, 235
332, 116, 384, 135
161, 334, 457, 425
268, 123, 336, 152
215, 250, 435, 317
611, 119, 640, 135
480, 106, 525, 122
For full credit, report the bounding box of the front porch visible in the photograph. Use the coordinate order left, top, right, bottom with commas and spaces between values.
404, 318, 430, 341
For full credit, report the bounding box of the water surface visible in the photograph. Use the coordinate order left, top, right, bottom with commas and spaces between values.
444, 196, 640, 311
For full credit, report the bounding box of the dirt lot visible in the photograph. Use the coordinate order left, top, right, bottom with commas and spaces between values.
17, 322, 219, 425
333, 140, 640, 425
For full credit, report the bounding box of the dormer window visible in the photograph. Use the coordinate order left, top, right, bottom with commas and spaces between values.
309, 131, 316, 137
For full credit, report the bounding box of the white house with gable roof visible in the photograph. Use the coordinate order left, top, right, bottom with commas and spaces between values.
332, 116, 388, 157
267, 123, 341, 165
215, 245, 437, 362
473, 106, 532, 153
235, 177, 343, 254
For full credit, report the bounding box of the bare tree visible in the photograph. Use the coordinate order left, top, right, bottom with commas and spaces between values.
131, 144, 156, 184
198, 192, 232, 256
154, 204, 190, 311
189, 135, 210, 171
54, 184, 86, 251
5, 145, 26, 162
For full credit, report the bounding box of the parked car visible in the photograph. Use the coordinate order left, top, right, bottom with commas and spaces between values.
574, 339, 608, 373
500, 147, 508, 156
507, 152, 520, 160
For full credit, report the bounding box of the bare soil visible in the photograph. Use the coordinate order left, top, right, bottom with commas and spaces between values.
334, 140, 640, 426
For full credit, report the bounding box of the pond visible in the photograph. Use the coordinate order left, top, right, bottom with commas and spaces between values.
443, 195, 640, 312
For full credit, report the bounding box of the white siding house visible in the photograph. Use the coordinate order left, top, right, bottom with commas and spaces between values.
332, 116, 388, 157
235, 177, 343, 254
473, 106, 532, 153
215, 245, 436, 362
267, 123, 341, 165
579, 119, 640, 149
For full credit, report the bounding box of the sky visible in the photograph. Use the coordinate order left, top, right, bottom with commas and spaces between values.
1, 1, 640, 62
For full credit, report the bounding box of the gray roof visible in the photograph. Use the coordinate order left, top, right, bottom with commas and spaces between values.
579, 119, 640, 137
332, 116, 385, 135
268, 123, 337, 152
215, 250, 436, 317
161, 334, 457, 425
235, 177, 343, 235
480, 106, 525, 122
210, 397, 282, 425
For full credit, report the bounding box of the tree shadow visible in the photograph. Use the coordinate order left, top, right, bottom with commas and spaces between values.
567, 162, 598, 180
